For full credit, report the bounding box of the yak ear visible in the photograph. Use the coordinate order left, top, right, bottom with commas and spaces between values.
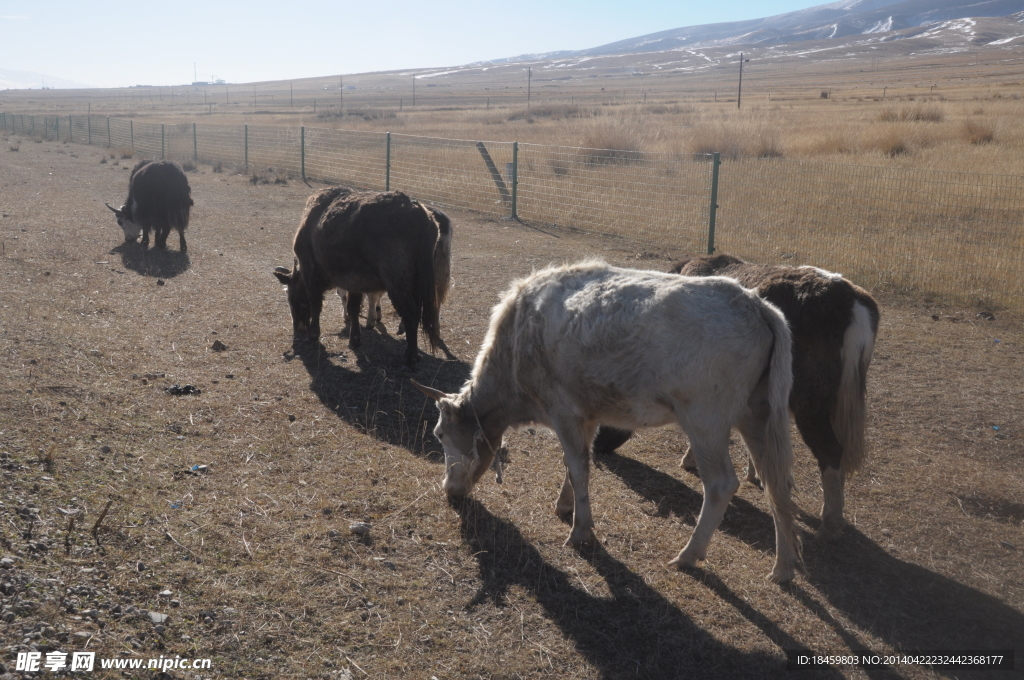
272, 266, 292, 285
410, 379, 449, 403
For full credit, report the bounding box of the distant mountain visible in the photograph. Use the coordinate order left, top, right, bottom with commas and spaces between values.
493, 0, 1024, 62
0, 69, 93, 90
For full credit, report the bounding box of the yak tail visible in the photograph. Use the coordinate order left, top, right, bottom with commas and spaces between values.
756, 298, 802, 573
431, 208, 453, 306
833, 297, 878, 476
418, 207, 452, 352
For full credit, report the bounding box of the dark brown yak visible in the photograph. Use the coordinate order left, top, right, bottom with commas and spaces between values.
105, 160, 193, 251
273, 187, 452, 368
593, 254, 879, 540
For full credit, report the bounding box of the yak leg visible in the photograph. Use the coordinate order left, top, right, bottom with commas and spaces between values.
669, 424, 736, 569
178, 227, 187, 252
736, 406, 800, 583
552, 418, 598, 546
389, 289, 421, 368
155, 224, 169, 249
365, 292, 382, 329
345, 292, 363, 348
141, 225, 151, 248
591, 425, 633, 457
794, 406, 846, 540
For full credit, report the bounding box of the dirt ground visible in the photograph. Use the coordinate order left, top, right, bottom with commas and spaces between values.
1, 136, 1022, 679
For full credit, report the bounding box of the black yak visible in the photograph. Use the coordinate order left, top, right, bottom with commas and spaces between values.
273, 187, 452, 368
106, 160, 193, 251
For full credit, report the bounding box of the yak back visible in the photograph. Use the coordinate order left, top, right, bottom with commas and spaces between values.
124, 160, 193, 226
672, 254, 879, 342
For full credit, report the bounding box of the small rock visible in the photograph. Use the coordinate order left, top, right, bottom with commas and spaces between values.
149, 611, 170, 624
158, 590, 173, 597
977, 311, 995, 321
165, 384, 201, 396
157, 279, 165, 286
349, 522, 372, 536
881, 528, 892, 536
100, 446, 112, 454
210, 340, 228, 352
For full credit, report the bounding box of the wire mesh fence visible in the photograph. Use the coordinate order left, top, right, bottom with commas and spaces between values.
4, 111, 1023, 308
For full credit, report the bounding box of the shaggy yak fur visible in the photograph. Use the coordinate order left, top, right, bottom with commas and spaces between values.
273, 187, 452, 368
106, 160, 193, 251
414, 261, 802, 583
593, 253, 880, 540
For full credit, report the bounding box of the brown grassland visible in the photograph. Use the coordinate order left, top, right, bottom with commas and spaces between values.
1, 123, 1023, 679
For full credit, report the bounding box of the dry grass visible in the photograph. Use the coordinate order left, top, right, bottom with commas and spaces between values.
0, 135, 1021, 680
877, 103, 945, 122
961, 118, 997, 145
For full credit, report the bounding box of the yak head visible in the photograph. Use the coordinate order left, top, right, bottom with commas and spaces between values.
411, 380, 500, 497
273, 263, 315, 337
105, 202, 141, 243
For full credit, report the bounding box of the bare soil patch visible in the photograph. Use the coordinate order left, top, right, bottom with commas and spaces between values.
1, 138, 1022, 679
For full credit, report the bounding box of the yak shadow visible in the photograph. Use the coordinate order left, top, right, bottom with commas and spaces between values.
599, 449, 779, 554
452, 496, 842, 680
110, 242, 191, 279
284, 324, 470, 456
601, 451, 1023, 678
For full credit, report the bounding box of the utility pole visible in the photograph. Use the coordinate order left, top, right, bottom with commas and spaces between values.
527, 67, 532, 108
737, 53, 749, 109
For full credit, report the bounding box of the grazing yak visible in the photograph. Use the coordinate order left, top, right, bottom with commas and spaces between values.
414, 261, 802, 583
593, 253, 880, 540
273, 187, 452, 368
106, 160, 193, 251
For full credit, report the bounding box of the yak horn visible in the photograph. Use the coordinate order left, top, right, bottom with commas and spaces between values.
104, 202, 119, 213
273, 266, 291, 275
410, 379, 448, 403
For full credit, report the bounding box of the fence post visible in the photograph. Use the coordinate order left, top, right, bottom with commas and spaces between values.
161, 123, 165, 160
385, 132, 391, 191
69, 116, 73, 143
193, 122, 197, 162
706, 152, 721, 255
106, 116, 111, 148
244, 124, 248, 172
300, 126, 305, 180
130, 120, 134, 152
511, 141, 519, 220
87, 115, 91, 146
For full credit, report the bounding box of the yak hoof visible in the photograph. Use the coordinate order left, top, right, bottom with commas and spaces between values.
348, 336, 361, 349
564, 527, 595, 547
814, 518, 845, 542
768, 563, 796, 584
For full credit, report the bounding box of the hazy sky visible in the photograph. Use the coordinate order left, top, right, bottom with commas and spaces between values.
1, 0, 819, 88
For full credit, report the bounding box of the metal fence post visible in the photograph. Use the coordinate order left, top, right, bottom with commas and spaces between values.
87, 115, 91, 146
193, 122, 197, 162
385, 132, 391, 191
244, 124, 248, 172
300, 126, 305, 180
161, 123, 165, 159
511, 141, 518, 220
106, 116, 111, 148
706, 152, 721, 255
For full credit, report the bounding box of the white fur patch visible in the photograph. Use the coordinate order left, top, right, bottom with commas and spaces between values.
812, 266, 843, 280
